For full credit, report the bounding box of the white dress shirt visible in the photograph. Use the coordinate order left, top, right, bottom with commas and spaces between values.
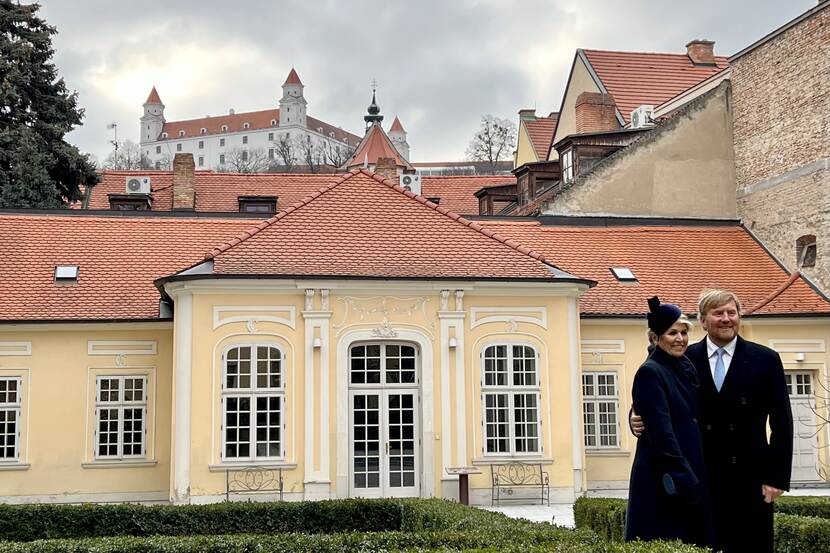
706, 335, 737, 382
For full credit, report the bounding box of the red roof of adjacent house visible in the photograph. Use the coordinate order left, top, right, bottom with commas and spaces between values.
345, 123, 413, 170
0, 214, 256, 321
204, 170, 565, 281
145, 86, 162, 105
283, 68, 302, 86
82, 170, 512, 215
581, 49, 729, 124
390, 116, 405, 133
524, 114, 558, 160
157, 109, 360, 144
479, 220, 830, 316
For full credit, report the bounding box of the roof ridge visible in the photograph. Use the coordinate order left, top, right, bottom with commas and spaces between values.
164, 108, 279, 125
360, 170, 551, 265
582, 47, 728, 60
205, 171, 359, 259
743, 271, 801, 315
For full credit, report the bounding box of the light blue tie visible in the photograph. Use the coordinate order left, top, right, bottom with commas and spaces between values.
713, 348, 726, 392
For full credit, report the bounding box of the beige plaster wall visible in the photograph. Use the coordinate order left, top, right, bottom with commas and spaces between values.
549, 56, 603, 160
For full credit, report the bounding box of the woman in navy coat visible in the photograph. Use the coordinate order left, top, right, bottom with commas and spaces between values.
624, 297, 714, 548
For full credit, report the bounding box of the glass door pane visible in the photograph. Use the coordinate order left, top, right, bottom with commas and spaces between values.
385, 392, 418, 495
352, 393, 381, 493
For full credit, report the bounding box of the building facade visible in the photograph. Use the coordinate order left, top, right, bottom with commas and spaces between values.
139, 69, 361, 171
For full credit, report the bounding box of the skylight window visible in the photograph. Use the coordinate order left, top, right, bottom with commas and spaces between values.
55, 265, 79, 282
610, 267, 636, 282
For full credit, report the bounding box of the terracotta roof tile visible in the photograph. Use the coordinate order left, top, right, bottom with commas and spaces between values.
582, 49, 728, 124
85, 170, 511, 215
206, 170, 563, 280
158, 109, 359, 144
346, 123, 412, 170
145, 86, 162, 105
390, 116, 405, 133
524, 115, 558, 160
283, 68, 302, 86
0, 214, 255, 321
479, 220, 830, 317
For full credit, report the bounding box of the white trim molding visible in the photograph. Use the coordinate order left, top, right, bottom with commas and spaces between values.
0, 341, 31, 356
212, 306, 296, 330
172, 292, 193, 504
87, 341, 157, 356
769, 339, 826, 353
567, 297, 584, 495
469, 307, 548, 331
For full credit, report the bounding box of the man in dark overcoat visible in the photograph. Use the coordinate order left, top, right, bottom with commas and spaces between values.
632, 289, 792, 553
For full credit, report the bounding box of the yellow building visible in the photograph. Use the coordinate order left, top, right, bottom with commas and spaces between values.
1, 169, 828, 504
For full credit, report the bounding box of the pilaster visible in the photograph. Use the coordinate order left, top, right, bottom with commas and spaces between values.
302, 289, 332, 499
172, 291, 193, 504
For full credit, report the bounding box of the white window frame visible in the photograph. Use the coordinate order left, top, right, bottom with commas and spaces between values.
562, 149, 574, 183
221, 344, 286, 462
94, 375, 147, 460
582, 372, 620, 449
0, 377, 22, 462
480, 343, 542, 457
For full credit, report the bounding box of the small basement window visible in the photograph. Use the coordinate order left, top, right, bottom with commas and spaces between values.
797, 235, 817, 268
610, 267, 637, 282
55, 265, 79, 282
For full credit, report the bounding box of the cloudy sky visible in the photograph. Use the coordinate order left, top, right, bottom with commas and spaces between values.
39, 0, 812, 165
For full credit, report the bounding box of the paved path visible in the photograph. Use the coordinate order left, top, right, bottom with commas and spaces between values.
483, 486, 830, 528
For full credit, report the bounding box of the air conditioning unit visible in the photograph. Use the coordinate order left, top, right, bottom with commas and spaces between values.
630, 105, 655, 129
125, 176, 151, 194
400, 174, 422, 196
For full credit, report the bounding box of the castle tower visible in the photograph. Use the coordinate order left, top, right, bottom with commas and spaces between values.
140, 86, 165, 144
279, 68, 307, 127
388, 116, 410, 161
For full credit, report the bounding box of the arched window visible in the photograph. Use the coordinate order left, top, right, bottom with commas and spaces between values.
243, 122, 250, 129
797, 234, 817, 268
481, 344, 540, 455
221, 125, 228, 132
200, 128, 207, 134
160, 132, 168, 139
221, 344, 284, 460
178, 130, 185, 137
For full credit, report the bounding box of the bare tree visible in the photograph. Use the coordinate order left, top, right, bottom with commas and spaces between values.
298, 136, 325, 174
323, 139, 355, 168
218, 147, 269, 173
271, 134, 297, 172
102, 140, 152, 170
465, 115, 517, 173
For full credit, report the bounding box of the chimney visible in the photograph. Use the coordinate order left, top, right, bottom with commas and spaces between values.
375, 157, 398, 182
686, 40, 716, 66
172, 153, 195, 210
518, 109, 536, 122
575, 92, 619, 133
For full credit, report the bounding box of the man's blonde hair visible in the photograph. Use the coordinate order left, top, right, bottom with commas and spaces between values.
698, 289, 742, 320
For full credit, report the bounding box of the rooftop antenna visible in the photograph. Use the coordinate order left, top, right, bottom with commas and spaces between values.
106, 122, 118, 153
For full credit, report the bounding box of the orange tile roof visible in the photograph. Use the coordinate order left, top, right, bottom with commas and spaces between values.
158, 109, 360, 144
0, 214, 255, 321
346, 123, 412, 170
145, 86, 162, 105
85, 170, 511, 215
283, 68, 302, 85
524, 114, 558, 160
581, 49, 728, 124
479, 220, 830, 316
390, 116, 405, 133
204, 170, 567, 281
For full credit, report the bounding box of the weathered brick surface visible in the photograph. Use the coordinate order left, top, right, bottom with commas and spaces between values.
732, 5, 830, 293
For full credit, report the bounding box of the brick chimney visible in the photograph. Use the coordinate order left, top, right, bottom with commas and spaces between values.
172, 153, 195, 210
518, 109, 536, 122
575, 92, 619, 133
375, 157, 398, 182
686, 40, 716, 66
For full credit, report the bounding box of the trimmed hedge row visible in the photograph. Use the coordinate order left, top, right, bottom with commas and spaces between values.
573, 496, 830, 553
0, 499, 405, 542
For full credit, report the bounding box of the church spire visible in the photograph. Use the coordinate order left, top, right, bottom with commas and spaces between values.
364, 84, 384, 129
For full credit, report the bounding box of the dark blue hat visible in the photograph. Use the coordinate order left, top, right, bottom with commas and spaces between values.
647, 296, 682, 336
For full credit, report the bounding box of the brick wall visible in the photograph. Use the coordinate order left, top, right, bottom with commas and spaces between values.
732, 5, 830, 292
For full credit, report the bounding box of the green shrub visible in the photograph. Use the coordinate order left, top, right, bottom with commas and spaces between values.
573, 496, 627, 541
775, 496, 830, 519
0, 499, 404, 542
774, 513, 830, 553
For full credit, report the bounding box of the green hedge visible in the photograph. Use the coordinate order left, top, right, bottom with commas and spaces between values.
573, 496, 830, 553
775, 496, 830, 519
0, 499, 405, 542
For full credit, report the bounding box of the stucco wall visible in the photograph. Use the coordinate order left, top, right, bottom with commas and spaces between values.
541, 83, 736, 218
549, 56, 603, 160
515, 122, 539, 167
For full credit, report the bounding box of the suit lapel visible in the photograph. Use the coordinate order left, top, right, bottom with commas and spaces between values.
689, 339, 717, 394
719, 336, 746, 395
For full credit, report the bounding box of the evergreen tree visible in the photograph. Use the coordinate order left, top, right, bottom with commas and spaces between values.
0, 1, 98, 208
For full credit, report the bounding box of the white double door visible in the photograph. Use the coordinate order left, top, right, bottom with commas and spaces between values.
348, 343, 420, 498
